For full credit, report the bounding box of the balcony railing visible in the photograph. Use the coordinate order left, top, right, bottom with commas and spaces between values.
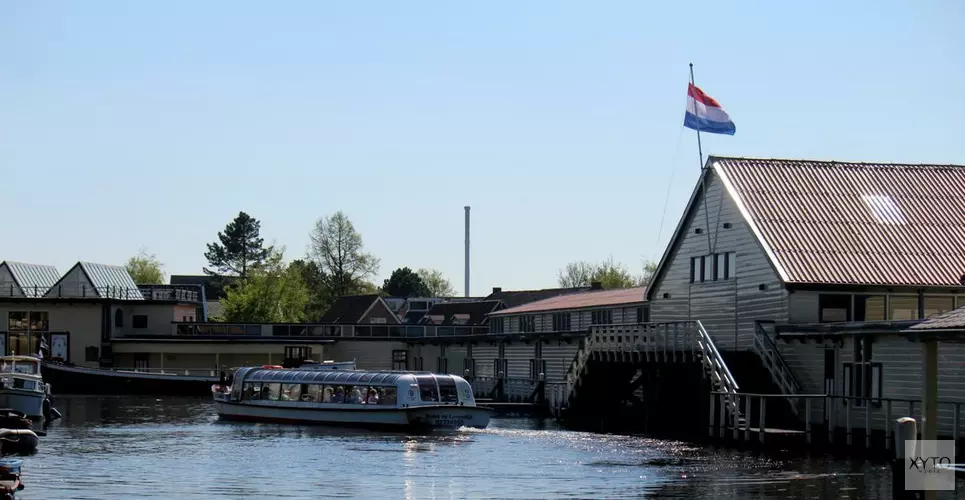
774, 319, 922, 337
172, 322, 490, 338
1, 284, 202, 303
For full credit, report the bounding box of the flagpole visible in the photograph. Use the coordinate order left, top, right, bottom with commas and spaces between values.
689, 63, 704, 170
690, 62, 713, 256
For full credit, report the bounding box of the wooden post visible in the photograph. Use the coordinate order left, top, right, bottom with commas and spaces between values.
866, 401, 872, 449
758, 396, 766, 444
886, 400, 892, 452
892, 417, 918, 500
846, 397, 852, 446
719, 393, 726, 438
744, 395, 752, 442
709, 392, 716, 438
805, 398, 812, 444
922, 341, 939, 500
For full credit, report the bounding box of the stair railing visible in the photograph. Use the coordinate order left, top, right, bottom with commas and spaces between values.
753, 320, 801, 395
693, 321, 741, 416
560, 332, 595, 409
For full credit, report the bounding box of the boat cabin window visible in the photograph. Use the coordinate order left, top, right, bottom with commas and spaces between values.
0, 360, 39, 375
282, 384, 301, 401
13, 379, 36, 390
437, 377, 459, 403
416, 376, 439, 402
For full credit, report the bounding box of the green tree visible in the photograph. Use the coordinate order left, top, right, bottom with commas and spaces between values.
219, 247, 309, 323
382, 267, 431, 298
204, 211, 272, 281
557, 257, 640, 289
289, 259, 329, 320
639, 260, 658, 286
417, 268, 455, 297
125, 248, 165, 285
308, 211, 380, 299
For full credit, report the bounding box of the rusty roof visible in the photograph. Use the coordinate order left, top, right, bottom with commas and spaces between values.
490, 287, 646, 316
713, 157, 965, 287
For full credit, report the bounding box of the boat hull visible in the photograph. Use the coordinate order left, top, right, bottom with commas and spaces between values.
0, 391, 44, 420
42, 363, 215, 396
213, 400, 492, 430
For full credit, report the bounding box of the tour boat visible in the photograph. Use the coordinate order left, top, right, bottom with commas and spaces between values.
212, 365, 492, 430
0, 356, 53, 422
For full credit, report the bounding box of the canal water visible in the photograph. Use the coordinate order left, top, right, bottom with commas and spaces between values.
15, 395, 965, 499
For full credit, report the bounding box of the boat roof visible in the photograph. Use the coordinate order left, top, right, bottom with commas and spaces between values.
0, 356, 40, 363
242, 369, 454, 386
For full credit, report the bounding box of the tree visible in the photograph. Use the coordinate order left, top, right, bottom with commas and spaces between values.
289, 259, 329, 320
417, 268, 455, 297
308, 211, 380, 298
219, 247, 309, 323
204, 211, 272, 281
639, 260, 659, 286
125, 248, 165, 285
556, 257, 638, 289
382, 267, 431, 298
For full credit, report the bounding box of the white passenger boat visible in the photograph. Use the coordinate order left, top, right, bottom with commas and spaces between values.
0, 356, 52, 421
212, 365, 492, 430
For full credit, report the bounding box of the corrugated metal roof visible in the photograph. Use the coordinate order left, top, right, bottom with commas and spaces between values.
490, 287, 646, 316
79, 262, 144, 300
714, 157, 965, 287
2, 261, 60, 297
908, 306, 965, 331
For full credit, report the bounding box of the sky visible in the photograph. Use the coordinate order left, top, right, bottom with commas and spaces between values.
1, 1, 963, 296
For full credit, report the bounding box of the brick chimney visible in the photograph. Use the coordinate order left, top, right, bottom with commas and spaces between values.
492, 287, 502, 294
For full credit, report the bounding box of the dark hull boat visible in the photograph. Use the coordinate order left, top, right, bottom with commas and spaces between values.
41, 362, 216, 396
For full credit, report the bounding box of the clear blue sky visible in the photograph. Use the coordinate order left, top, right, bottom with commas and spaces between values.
2, 1, 963, 296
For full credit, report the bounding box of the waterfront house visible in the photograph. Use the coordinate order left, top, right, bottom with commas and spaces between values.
645, 156, 965, 434
319, 294, 400, 324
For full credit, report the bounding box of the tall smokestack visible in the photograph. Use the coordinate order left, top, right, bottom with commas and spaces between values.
464, 206, 470, 298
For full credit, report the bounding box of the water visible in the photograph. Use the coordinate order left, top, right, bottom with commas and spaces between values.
14, 396, 963, 499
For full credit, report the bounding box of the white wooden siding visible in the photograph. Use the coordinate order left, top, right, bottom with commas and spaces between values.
542, 342, 580, 383
505, 342, 534, 379
474, 345, 498, 377
327, 341, 404, 371
649, 171, 788, 351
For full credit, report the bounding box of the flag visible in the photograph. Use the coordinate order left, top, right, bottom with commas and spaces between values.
684, 83, 736, 135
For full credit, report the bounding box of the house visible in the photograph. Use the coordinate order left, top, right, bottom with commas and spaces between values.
485, 285, 590, 308
318, 294, 400, 324
488, 284, 648, 335
0, 261, 209, 368
422, 300, 505, 325
645, 156, 965, 434
0, 261, 61, 298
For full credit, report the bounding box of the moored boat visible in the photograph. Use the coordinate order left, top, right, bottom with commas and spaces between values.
41, 361, 217, 396
0, 357, 52, 422
212, 366, 492, 430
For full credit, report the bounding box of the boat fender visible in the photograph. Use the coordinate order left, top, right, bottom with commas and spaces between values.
50, 407, 62, 420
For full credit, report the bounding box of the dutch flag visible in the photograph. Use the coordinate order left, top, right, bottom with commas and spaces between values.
684, 83, 736, 135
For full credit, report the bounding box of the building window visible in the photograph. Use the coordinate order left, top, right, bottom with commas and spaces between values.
7, 312, 27, 331
29, 312, 48, 331
115, 309, 124, 328
888, 295, 919, 320
519, 316, 535, 333
490, 318, 504, 334
132, 315, 148, 329
392, 350, 407, 370
854, 295, 886, 321
85, 346, 99, 363
552, 313, 571, 332
591, 310, 613, 325
924, 296, 955, 319
692, 253, 735, 283
819, 294, 851, 322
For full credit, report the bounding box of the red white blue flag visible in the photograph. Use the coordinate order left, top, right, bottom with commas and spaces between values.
684, 83, 736, 135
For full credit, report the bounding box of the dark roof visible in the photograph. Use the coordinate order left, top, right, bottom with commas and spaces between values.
319, 295, 381, 323
423, 300, 504, 325
908, 306, 965, 331
717, 157, 965, 287
485, 286, 590, 308
490, 287, 646, 316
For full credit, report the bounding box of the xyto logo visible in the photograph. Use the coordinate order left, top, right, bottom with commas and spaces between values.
908, 456, 953, 473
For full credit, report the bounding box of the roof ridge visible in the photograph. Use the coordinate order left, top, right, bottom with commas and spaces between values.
710, 155, 965, 168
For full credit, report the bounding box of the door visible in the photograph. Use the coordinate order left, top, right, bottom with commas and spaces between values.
824, 348, 835, 421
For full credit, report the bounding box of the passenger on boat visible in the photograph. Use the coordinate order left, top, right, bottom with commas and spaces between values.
332, 387, 345, 403
322, 386, 333, 402
349, 387, 362, 404
362, 388, 379, 404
